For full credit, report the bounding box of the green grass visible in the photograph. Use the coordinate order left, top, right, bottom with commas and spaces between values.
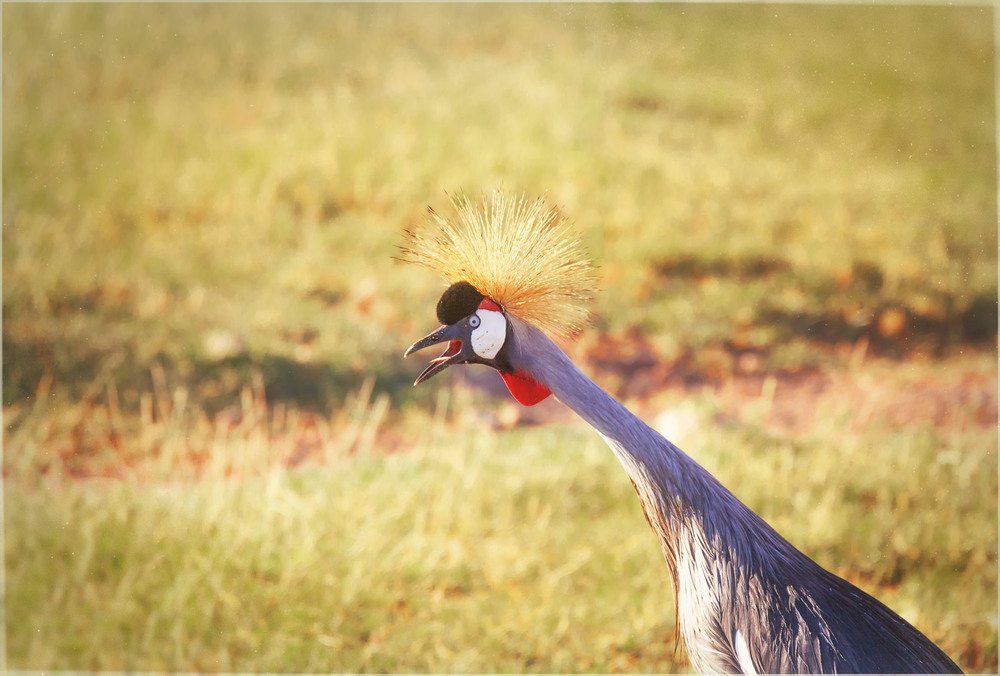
6, 399, 688, 672
3, 3, 997, 672
6, 386, 995, 671
3, 4, 995, 406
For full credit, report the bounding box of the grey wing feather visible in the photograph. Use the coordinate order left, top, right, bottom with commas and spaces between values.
729, 561, 963, 674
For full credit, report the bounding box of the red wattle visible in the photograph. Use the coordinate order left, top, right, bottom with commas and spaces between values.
500, 370, 552, 406
478, 297, 502, 312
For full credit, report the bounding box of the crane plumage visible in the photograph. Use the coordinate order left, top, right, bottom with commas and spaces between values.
401, 188, 596, 338
401, 189, 962, 674
504, 315, 961, 673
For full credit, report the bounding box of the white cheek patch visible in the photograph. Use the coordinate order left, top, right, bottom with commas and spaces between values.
470, 309, 506, 359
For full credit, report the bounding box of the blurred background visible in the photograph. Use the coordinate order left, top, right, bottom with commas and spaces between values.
3, 3, 997, 672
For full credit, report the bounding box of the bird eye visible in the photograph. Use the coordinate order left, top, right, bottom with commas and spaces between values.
468, 314, 481, 329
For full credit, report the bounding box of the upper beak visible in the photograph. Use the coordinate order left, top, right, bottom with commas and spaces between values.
404, 323, 475, 385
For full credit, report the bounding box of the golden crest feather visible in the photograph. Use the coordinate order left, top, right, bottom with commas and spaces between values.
401, 188, 596, 338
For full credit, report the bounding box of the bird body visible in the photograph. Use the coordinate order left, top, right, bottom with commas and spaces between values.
402, 189, 962, 673
505, 315, 961, 673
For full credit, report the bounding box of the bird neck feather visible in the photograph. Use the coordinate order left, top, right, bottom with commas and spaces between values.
502, 317, 963, 675
503, 316, 761, 586
504, 316, 705, 500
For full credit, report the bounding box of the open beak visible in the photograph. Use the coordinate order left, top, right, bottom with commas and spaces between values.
404, 323, 475, 385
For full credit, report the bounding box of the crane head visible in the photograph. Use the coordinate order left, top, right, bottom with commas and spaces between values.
404, 280, 552, 406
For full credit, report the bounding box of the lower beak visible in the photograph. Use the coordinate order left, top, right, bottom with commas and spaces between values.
404, 324, 471, 385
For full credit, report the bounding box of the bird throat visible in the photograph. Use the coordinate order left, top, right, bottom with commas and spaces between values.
499, 370, 551, 406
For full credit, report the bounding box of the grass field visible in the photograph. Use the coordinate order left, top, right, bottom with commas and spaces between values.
3, 3, 997, 672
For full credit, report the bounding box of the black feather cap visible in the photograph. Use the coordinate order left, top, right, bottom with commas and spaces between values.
436, 281, 486, 325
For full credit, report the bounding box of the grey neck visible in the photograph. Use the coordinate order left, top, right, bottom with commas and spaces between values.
505, 316, 719, 510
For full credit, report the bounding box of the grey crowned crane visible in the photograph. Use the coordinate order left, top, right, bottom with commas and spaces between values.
401, 188, 962, 674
